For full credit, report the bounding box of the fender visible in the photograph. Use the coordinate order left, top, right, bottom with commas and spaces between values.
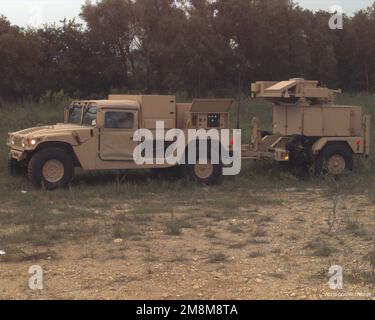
312, 137, 364, 155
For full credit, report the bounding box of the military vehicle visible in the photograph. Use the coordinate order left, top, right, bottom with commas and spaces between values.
250, 78, 371, 175
7, 96, 240, 189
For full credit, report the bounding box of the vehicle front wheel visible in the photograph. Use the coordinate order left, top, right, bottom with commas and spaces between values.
188, 161, 222, 185
315, 144, 353, 176
28, 148, 74, 190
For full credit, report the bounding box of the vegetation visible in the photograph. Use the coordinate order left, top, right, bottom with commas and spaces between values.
207, 252, 227, 263
1, 0, 375, 100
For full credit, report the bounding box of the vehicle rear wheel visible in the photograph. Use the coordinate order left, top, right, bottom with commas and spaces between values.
315, 144, 353, 176
188, 160, 222, 185
28, 148, 74, 190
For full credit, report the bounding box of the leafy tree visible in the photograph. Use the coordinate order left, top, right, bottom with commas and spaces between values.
0, 16, 43, 98
81, 0, 137, 90
1, 0, 375, 100
340, 7, 375, 91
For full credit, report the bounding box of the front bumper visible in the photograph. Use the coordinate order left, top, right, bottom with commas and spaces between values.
9, 149, 27, 162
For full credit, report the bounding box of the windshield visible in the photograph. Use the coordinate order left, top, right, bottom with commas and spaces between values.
68, 105, 83, 124
67, 104, 97, 126
82, 106, 97, 126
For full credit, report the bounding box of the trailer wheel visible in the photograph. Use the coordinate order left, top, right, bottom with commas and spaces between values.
315, 144, 353, 176
189, 160, 222, 185
28, 148, 74, 190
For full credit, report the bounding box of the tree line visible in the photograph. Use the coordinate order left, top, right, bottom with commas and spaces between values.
0, 0, 375, 100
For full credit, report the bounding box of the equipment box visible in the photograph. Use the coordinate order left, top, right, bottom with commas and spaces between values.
273, 105, 363, 137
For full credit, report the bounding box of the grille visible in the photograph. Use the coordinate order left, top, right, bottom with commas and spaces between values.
13, 137, 23, 147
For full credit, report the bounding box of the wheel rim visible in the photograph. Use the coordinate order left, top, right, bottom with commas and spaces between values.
326, 155, 346, 175
194, 163, 214, 179
42, 159, 65, 183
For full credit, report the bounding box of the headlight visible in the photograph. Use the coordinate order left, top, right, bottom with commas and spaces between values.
10, 136, 40, 148
23, 137, 40, 148
7, 134, 14, 145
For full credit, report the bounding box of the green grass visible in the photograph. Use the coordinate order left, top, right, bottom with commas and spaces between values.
163, 216, 193, 235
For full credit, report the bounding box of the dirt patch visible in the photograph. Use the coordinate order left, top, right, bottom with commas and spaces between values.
0, 188, 373, 300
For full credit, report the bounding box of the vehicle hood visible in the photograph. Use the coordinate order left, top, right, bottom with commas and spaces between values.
10, 124, 91, 138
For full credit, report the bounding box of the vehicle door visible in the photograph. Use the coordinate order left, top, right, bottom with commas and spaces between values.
99, 109, 139, 161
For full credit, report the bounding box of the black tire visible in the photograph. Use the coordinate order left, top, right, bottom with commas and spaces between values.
188, 159, 222, 185
28, 148, 74, 190
315, 144, 353, 176
8, 156, 25, 176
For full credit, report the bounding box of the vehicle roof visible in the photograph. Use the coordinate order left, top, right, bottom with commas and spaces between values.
72, 100, 140, 109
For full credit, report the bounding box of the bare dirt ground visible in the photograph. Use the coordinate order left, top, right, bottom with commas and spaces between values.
0, 183, 374, 300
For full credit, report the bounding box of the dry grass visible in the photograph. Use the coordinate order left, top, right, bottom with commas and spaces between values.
305, 241, 336, 257
207, 252, 227, 263
248, 251, 265, 259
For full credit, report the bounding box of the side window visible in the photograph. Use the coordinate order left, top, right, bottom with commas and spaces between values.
105, 112, 135, 129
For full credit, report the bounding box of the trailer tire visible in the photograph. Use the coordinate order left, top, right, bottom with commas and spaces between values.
315, 144, 353, 176
28, 148, 74, 190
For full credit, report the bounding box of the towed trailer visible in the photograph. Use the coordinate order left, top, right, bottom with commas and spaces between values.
248, 78, 371, 175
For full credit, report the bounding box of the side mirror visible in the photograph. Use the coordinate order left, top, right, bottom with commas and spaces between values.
92, 119, 97, 126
